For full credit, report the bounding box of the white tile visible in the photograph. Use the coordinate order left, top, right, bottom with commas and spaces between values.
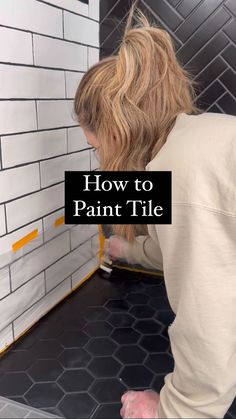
88, 47, 100, 68
65, 71, 84, 99
0, 325, 13, 352
43, 208, 74, 242
37, 100, 75, 130
6, 183, 64, 232
0, 0, 62, 37
10, 231, 70, 290
70, 224, 98, 250
0, 27, 33, 64
34, 34, 87, 71
1, 129, 67, 169
67, 150, 90, 171
68, 126, 89, 153
64, 11, 99, 47
91, 233, 99, 259
0, 272, 45, 333
0, 220, 43, 269
40, 155, 67, 188
46, 238, 93, 292
89, 0, 100, 21
0, 65, 65, 99
0, 267, 10, 299
0, 101, 37, 136
0, 206, 6, 236
0, 164, 40, 203
90, 148, 100, 171
40, 150, 90, 188
13, 277, 71, 339
72, 256, 98, 288
39, 0, 88, 16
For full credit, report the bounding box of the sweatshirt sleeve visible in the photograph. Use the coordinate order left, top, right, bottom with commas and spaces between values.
156, 205, 236, 419
113, 224, 163, 271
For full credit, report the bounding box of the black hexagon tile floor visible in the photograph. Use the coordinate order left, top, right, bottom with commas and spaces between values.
0, 268, 235, 419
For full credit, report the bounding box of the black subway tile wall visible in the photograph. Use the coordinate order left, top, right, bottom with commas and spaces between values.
100, 0, 236, 115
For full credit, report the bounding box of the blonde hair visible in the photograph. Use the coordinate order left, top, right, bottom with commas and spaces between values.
73, 1, 202, 242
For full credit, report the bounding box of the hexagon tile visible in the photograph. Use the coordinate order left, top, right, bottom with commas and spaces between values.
0, 268, 235, 419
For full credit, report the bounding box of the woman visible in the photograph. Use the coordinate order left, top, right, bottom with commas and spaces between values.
73, 3, 236, 418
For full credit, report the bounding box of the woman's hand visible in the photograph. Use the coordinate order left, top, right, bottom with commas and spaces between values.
105, 235, 129, 261
120, 390, 160, 418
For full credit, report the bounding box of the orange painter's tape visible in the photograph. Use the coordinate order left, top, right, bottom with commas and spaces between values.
54, 216, 64, 227
12, 229, 38, 252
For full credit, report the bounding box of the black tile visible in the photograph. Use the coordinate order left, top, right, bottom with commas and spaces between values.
140, 276, 163, 286
27, 360, 63, 382
145, 353, 174, 374
12, 333, 38, 350
222, 45, 236, 72
146, 0, 183, 31
58, 369, 94, 392
88, 356, 122, 377
151, 375, 165, 393
156, 310, 175, 325
197, 81, 225, 108
111, 328, 140, 344
218, 93, 236, 116
115, 345, 146, 365
223, 20, 236, 43
108, 313, 135, 327
194, 57, 227, 91
177, 9, 231, 65
105, 299, 131, 312
140, 334, 170, 353
100, 0, 120, 23
225, 0, 236, 16
149, 297, 172, 311
119, 365, 153, 388
83, 321, 113, 337
84, 306, 110, 321
126, 293, 149, 305
58, 348, 91, 368
229, 397, 236, 417
58, 393, 97, 418
144, 285, 167, 298
86, 337, 117, 356
176, 0, 223, 43
92, 403, 121, 418
129, 305, 155, 319
0, 372, 32, 396
177, 0, 203, 18
134, 320, 162, 335
30, 340, 63, 359
57, 331, 90, 348
34, 320, 63, 339
220, 68, 236, 98
0, 350, 35, 372
90, 378, 126, 403
25, 383, 64, 409
168, 0, 181, 6
207, 104, 223, 113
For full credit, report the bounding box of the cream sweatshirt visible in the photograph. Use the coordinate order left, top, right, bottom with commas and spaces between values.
123, 112, 236, 418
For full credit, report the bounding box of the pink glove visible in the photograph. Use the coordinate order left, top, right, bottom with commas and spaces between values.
105, 235, 130, 261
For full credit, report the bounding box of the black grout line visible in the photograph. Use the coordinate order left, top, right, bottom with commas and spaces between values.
0, 123, 82, 138
0, 60, 89, 73
36, 0, 98, 23
3, 203, 8, 235
31, 32, 35, 66
0, 146, 92, 172
35, 100, 39, 130
62, 9, 65, 39
0, 23, 98, 49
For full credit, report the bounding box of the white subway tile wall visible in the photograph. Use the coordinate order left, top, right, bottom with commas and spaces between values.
0, 0, 100, 350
